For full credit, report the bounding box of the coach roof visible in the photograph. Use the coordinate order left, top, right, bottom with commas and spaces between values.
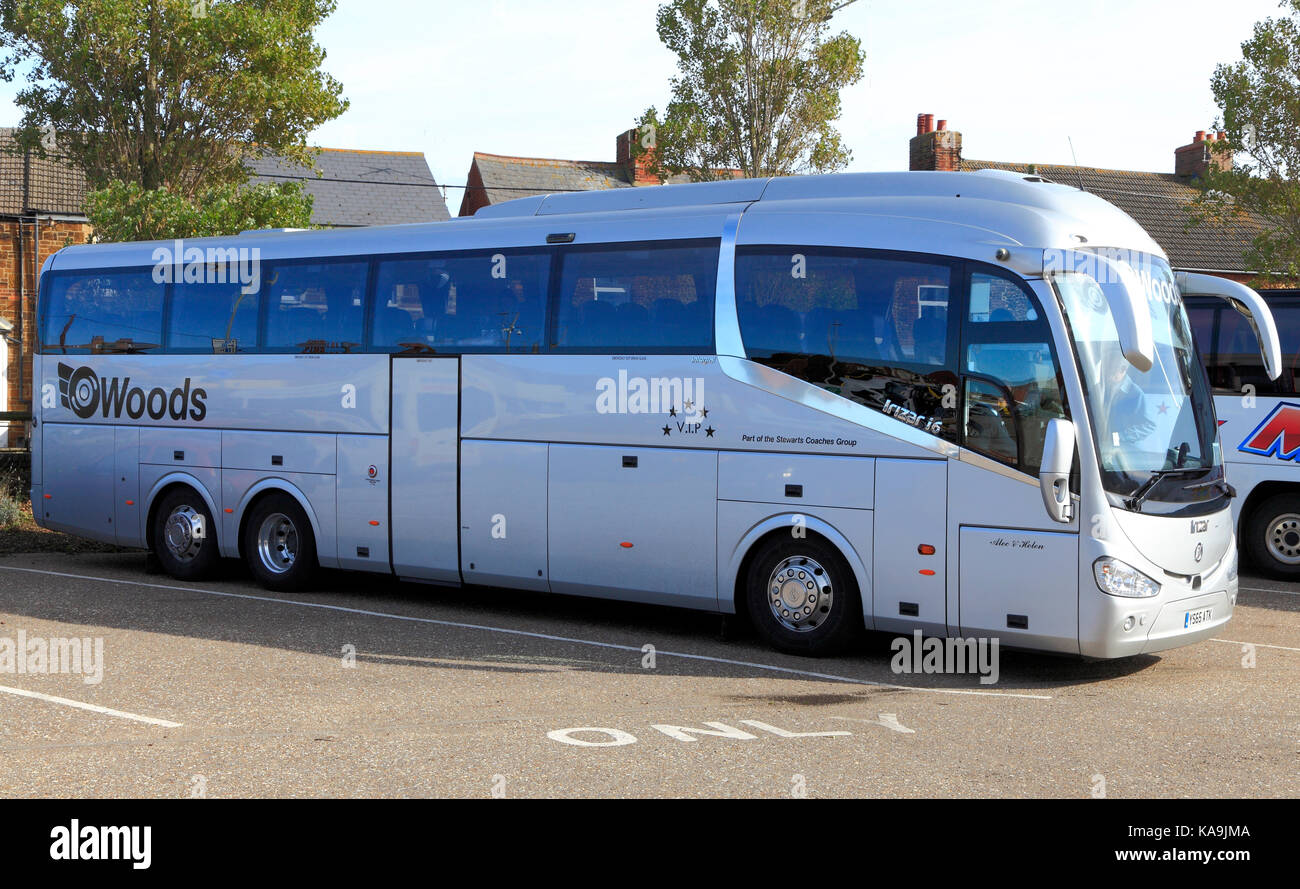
44, 170, 1164, 272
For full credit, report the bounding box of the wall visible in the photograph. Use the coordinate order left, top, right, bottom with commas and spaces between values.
0, 217, 93, 446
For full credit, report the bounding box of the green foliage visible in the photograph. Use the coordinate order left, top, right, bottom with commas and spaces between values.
0, 0, 348, 198
1193, 0, 1300, 281
636, 0, 864, 182
85, 179, 315, 242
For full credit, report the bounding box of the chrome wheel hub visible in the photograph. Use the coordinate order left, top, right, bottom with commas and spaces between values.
257, 513, 299, 575
164, 505, 206, 562
767, 555, 833, 632
1265, 513, 1300, 565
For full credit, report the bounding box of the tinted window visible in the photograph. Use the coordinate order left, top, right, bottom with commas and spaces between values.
264, 261, 369, 353
962, 272, 1067, 474
736, 246, 959, 443
167, 275, 260, 353
553, 241, 717, 351
371, 251, 549, 353
41, 269, 164, 353
737, 248, 952, 366
1212, 298, 1300, 395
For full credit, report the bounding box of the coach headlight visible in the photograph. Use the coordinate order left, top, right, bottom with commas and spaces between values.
1226, 547, 1239, 583
1093, 557, 1161, 598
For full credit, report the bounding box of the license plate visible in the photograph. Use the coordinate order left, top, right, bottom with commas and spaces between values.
1184, 607, 1213, 628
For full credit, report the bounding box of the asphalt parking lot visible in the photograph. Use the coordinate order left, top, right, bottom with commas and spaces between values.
0, 551, 1295, 798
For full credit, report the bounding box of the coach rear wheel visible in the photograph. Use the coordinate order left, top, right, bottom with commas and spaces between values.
152, 489, 219, 581
1245, 493, 1300, 579
243, 493, 318, 591
745, 535, 862, 656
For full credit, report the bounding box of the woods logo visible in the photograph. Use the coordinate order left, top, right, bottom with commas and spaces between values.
1238, 401, 1300, 460
57, 362, 208, 422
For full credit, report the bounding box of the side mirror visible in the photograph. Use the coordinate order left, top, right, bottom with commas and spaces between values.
1176, 272, 1282, 380
1039, 418, 1076, 524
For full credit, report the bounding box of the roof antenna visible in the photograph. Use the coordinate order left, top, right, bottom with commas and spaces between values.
1067, 137, 1087, 192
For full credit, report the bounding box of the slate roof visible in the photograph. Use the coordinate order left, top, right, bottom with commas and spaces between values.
0, 128, 88, 218
248, 148, 449, 225
961, 158, 1266, 274
461, 151, 718, 215
0, 127, 448, 226
466, 152, 633, 209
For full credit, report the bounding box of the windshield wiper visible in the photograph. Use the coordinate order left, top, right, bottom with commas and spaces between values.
1182, 476, 1236, 499
1125, 467, 1205, 512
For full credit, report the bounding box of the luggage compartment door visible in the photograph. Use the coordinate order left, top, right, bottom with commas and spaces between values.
390, 357, 460, 582
548, 444, 717, 609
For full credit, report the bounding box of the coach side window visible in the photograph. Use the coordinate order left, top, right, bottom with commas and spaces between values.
551, 240, 717, 352
962, 271, 1067, 474
41, 270, 164, 354
735, 246, 959, 443
167, 274, 260, 353
371, 251, 549, 354
263, 261, 369, 353
1211, 299, 1300, 396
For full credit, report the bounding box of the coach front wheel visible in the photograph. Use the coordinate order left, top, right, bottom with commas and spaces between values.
745, 535, 862, 656
243, 493, 318, 591
1244, 493, 1300, 579
153, 489, 220, 581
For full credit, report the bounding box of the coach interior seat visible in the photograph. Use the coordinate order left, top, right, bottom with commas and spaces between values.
912, 312, 947, 365
750, 303, 803, 356
852, 282, 902, 361
578, 300, 619, 345
373, 305, 415, 347
616, 301, 650, 335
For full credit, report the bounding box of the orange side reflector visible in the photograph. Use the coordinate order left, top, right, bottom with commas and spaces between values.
918, 544, 936, 555
125, 500, 134, 506
369, 520, 380, 526
919, 569, 936, 576
43, 494, 51, 499
620, 541, 633, 548
224, 508, 234, 514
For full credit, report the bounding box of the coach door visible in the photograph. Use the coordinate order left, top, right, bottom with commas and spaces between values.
389, 357, 461, 582
949, 270, 1079, 653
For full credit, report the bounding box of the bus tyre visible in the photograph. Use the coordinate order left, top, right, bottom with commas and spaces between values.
243, 494, 318, 591
1245, 493, 1300, 578
745, 536, 862, 656
153, 489, 219, 581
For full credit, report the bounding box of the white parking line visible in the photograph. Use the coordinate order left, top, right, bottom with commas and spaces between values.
1240, 585, 1300, 596
0, 684, 182, 727
1210, 638, 1300, 653
0, 565, 1051, 700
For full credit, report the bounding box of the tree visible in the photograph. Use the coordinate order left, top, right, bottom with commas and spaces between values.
1194, 0, 1300, 281
84, 178, 314, 242
0, 0, 348, 198
636, 0, 864, 182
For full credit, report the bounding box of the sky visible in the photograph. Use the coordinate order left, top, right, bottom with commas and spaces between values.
0, 0, 1291, 214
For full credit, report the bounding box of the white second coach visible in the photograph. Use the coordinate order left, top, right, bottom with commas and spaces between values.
31, 171, 1280, 657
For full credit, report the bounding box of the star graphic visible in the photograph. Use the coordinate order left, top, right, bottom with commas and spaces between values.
668, 406, 677, 417
1157, 402, 1169, 415
662, 424, 671, 436
705, 426, 715, 438
701, 407, 709, 418
684, 399, 694, 411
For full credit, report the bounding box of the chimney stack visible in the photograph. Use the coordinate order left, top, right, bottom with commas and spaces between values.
910, 112, 962, 171
1175, 129, 1230, 180
617, 128, 662, 186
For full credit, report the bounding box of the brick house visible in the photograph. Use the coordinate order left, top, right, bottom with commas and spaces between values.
458, 129, 740, 216
0, 130, 448, 445
907, 112, 1269, 284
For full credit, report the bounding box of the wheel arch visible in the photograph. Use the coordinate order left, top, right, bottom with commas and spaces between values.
233, 479, 326, 564
725, 512, 872, 628
144, 473, 221, 554
1238, 479, 1300, 538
